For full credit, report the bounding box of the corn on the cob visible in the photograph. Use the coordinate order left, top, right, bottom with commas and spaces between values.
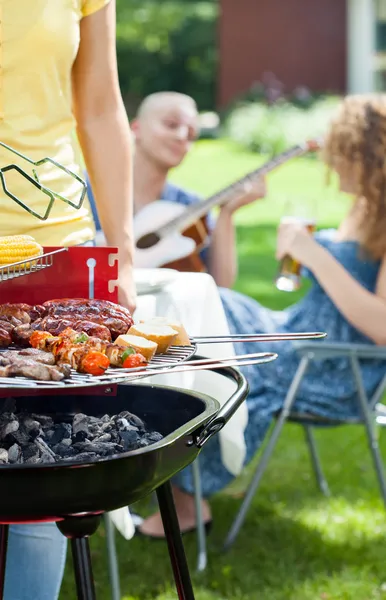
0, 235, 43, 269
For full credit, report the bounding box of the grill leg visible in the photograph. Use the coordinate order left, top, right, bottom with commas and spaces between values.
156, 482, 196, 600
0, 525, 8, 600
57, 515, 101, 600
71, 537, 97, 600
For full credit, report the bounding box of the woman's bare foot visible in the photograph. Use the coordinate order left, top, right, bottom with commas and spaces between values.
138, 485, 212, 537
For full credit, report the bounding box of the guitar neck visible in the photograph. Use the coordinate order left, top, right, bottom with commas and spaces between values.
160, 141, 312, 238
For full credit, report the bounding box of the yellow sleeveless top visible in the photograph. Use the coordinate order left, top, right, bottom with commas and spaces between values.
0, 0, 110, 245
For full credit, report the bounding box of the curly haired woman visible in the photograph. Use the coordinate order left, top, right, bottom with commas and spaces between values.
139, 94, 386, 536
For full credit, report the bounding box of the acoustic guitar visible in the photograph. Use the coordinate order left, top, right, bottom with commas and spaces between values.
134, 139, 320, 272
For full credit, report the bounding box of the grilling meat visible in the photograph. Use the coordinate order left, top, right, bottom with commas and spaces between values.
0, 320, 14, 347
0, 303, 31, 324
0, 299, 138, 379
1, 348, 56, 366
39, 299, 133, 339
0, 355, 66, 381
32, 316, 111, 341
12, 323, 34, 347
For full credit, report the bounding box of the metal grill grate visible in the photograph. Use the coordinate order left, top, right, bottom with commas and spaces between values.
0, 344, 196, 390
0, 248, 68, 282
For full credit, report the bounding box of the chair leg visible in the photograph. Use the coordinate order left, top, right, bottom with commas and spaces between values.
303, 425, 330, 496
104, 513, 121, 600
223, 357, 310, 551
351, 356, 386, 507
192, 458, 207, 572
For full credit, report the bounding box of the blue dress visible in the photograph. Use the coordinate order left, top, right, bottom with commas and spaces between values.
87, 178, 386, 496
163, 190, 386, 496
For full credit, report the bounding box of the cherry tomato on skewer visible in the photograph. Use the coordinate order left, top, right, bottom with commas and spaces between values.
122, 353, 147, 369
29, 330, 53, 349
81, 351, 110, 376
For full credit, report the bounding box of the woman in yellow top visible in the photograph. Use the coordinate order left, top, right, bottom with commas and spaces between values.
2, 1, 135, 598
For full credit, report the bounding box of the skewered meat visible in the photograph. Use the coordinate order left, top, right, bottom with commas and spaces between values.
12, 324, 34, 347
0, 303, 31, 324
0, 319, 14, 347
0, 328, 12, 347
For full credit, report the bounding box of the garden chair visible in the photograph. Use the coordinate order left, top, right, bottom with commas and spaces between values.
219, 341, 386, 550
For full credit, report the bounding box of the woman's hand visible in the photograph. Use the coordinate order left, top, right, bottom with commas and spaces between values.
276, 219, 318, 268
222, 176, 267, 216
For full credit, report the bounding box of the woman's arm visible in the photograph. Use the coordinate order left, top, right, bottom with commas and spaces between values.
71, 0, 136, 311
208, 178, 267, 288
277, 222, 386, 345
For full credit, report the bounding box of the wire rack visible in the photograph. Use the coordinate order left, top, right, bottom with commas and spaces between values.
0, 248, 69, 282
0, 344, 197, 390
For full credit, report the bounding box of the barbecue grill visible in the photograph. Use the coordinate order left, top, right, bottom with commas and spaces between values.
0, 163, 324, 600
0, 242, 278, 600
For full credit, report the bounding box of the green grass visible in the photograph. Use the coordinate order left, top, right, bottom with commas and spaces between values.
59, 140, 386, 600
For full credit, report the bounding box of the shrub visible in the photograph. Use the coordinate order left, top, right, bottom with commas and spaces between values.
116, 0, 218, 116
226, 96, 342, 154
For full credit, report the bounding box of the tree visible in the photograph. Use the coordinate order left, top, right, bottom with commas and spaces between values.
115, 0, 218, 114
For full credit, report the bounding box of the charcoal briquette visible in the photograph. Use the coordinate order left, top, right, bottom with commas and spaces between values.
119, 430, 140, 450
0, 448, 8, 463
21, 417, 42, 440
144, 431, 163, 443
116, 411, 145, 430
72, 414, 90, 436
22, 444, 40, 462
0, 418, 19, 441
93, 433, 111, 443
7, 443, 21, 464
70, 452, 98, 462
46, 423, 72, 445
31, 414, 54, 431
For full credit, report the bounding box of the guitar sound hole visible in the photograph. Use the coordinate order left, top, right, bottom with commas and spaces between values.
136, 232, 161, 249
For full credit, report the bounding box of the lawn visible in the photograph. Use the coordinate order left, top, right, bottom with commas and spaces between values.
60, 140, 386, 600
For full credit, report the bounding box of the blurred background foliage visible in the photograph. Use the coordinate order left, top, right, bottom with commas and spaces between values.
116, 0, 219, 116
115, 0, 341, 153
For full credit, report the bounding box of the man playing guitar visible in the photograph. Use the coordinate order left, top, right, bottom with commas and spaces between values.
89, 91, 267, 288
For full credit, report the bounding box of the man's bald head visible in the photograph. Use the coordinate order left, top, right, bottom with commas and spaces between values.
133, 92, 199, 171
136, 92, 197, 121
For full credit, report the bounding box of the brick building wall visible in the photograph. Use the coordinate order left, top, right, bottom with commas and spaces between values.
218, 0, 347, 106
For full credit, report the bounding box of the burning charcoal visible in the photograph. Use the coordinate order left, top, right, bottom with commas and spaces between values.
68, 452, 98, 462
22, 444, 40, 463
7, 443, 22, 464
72, 414, 90, 443
39, 451, 56, 463
116, 411, 145, 430
21, 416, 42, 440
0, 414, 19, 441
93, 433, 111, 443
73, 441, 122, 457
9, 427, 30, 447
31, 414, 54, 431
100, 421, 113, 434
46, 423, 72, 446
0, 448, 8, 463
137, 438, 151, 448
144, 431, 163, 443
51, 443, 75, 458
34, 437, 57, 461
119, 430, 140, 450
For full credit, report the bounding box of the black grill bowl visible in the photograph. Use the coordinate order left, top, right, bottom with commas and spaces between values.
0, 362, 253, 523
